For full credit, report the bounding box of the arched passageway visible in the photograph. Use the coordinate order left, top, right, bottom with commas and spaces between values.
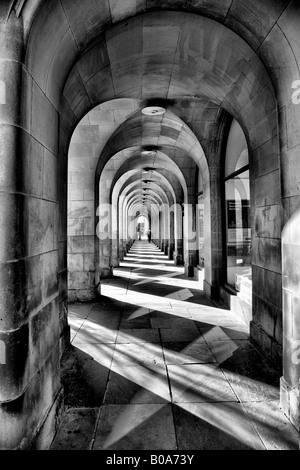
0, 0, 300, 450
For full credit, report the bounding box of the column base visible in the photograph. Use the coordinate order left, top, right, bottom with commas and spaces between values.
68, 289, 97, 303
203, 280, 219, 300
99, 267, 113, 279
185, 264, 195, 278
193, 266, 204, 284
174, 252, 183, 266
280, 377, 300, 431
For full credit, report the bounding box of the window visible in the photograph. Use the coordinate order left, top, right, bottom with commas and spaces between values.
224, 120, 251, 304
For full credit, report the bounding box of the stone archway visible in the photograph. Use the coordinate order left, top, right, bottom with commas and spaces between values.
3, 1, 300, 449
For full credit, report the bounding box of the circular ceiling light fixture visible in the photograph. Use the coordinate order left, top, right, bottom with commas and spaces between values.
141, 106, 166, 116
141, 150, 156, 157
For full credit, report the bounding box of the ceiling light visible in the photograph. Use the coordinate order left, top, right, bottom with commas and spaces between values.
141, 106, 166, 116
141, 150, 156, 157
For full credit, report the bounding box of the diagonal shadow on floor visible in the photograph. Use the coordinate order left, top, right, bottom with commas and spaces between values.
51, 241, 299, 451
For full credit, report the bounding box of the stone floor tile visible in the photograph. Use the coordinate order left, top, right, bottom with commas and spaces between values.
217, 341, 280, 402
93, 404, 176, 450
55, 242, 290, 450
68, 303, 95, 318
85, 310, 121, 329
173, 402, 265, 450
161, 328, 201, 343
50, 408, 98, 450
242, 401, 299, 450
150, 309, 192, 319
168, 363, 238, 403
68, 313, 85, 329
70, 326, 80, 341
105, 364, 170, 404
112, 342, 164, 367
72, 327, 118, 344
119, 309, 151, 329
163, 339, 217, 365
202, 337, 240, 363
150, 317, 198, 330
117, 328, 160, 343
73, 342, 115, 368
200, 325, 249, 341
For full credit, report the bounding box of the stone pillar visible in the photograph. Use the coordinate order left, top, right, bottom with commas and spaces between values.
168, 209, 175, 260
0, 10, 63, 449
160, 203, 169, 255
202, 165, 220, 300
184, 190, 198, 277
111, 199, 119, 268
97, 196, 113, 279
280, 210, 300, 430
174, 203, 183, 265
0, 7, 25, 409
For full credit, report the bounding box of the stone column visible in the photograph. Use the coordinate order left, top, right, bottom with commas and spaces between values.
280, 209, 300, 430
162, 203, 170, 255
0, 10, 63, 450
0, 7, 25, 410
174, 203, 183, 265
184, 189, 198, 277
97, 193, 113, 279
168, 209, 175, 260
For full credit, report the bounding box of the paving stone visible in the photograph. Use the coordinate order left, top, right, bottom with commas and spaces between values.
200, 325, 249, 341
112, 342, 164, 367
168, 363, 238, 403
242, 400, 299, 450
72, 342, 115, 368
105, 364, 170, 404
163, 339, 217, 365
68, 303, 95, 318
56, 241, 289, 450
51, 408, 98, 450
117, 328, 160, 343
60, 346, 111, 407
86, 309, 121, 329
217, 341, 280, 402
161, 328, 201, 343
150, 316, 198, 329
73, 327, 118, 344
173, 402, 265, 450
93, 404, 176, 450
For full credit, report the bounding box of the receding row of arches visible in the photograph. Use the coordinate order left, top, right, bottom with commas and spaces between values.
1, 1, 300, 449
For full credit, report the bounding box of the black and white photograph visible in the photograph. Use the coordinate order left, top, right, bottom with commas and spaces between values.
0, 0, 299, 455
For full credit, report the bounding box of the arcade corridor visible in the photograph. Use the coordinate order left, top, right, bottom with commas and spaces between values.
2, 0, 300, 451
51, 242, 298, 450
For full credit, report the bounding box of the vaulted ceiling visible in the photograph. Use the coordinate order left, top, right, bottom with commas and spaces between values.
16, 0, 297, 210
